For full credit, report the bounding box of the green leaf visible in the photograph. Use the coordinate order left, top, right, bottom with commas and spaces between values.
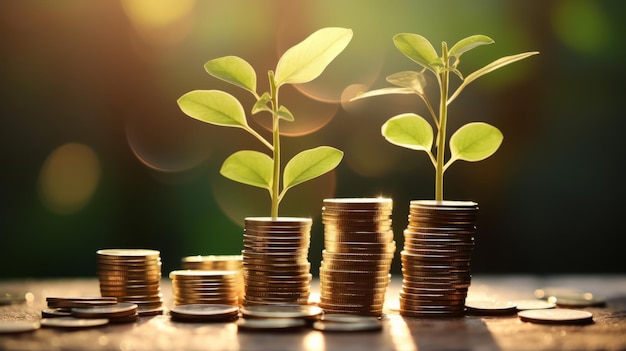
252, 92, 271, 115
393, 33, 440, 72
177, 90, 249, 129
448, 35, 494, 58
220, 150, 273, 190
449, 51, 539, 104
386, 71, 427, 94
283, 146, 343, 192
204, 56, 257, 95
276, 105, 294, 122
449, 122, 503, 163
350, 87, 415, 102
381, 113, 433, 152
274, 27, 353, 87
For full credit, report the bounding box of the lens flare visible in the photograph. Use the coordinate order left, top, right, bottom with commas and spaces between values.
121, 0, 195, 47
253, 85, 339, 137
125, 118, 210, 174
38, 143, 101, 215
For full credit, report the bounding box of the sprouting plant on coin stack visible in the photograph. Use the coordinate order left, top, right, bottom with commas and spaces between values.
352, 34, 538, 201
178, 27, 352, 218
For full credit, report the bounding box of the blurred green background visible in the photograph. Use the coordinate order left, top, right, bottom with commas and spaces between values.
1, 0, 624, 278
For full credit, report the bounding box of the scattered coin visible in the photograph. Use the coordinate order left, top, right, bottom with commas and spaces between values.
313, 319, 382, 332
46, 296, 117, 309
41, 308, 72, 318
170, 304, 239, 322
0, 292, 28, 305
71, 302, 138, 319
0, 321, 40, 334
236, 318, 307, 332
240, 305, 322, 320
40, 317, 109, 329
512, 299, 556, 311
518, 309, 593, 325
465, 300, 517, 315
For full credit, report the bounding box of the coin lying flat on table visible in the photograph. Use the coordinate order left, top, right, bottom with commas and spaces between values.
512, 299, 556, 311
170, 304, 239, 322
236, 318, 307, 332
41, 308, 72, 318
0, 321, 40, 334
46, 296, 117, 309
40, 317, 109, 329
0, 292, 28, 305
315, 314, 383, 331
240, 304, 322, 320
518, 309, 593, 325
465, 300, 517, 315
71, 302, 138, 319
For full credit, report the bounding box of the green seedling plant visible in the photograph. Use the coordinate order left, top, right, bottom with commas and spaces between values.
177, 27, 352, 218
353, 34, 538, 201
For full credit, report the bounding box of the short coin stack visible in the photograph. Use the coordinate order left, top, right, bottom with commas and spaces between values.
169, 270, 240, 306
242, 217, 312, 306
181, 255, 244, 304
400, 200, 478, 318
96, 249, 164, 316
319, 198, 395, 317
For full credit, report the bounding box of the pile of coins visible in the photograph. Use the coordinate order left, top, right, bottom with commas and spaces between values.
399, 200, 478, 317
41, 296, 139, 327
319, 198, 395, 316
242, 217, 313, 306
181, 255, 244, 304
96, 249, 164, 316
169, 270, 240, 306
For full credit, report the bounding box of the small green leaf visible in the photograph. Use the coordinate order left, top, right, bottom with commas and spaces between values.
393, 33, 439, 72
276, 105, 294, 122
204, 56, 257, 95
252, 92, 271, 115
448, 35, 494, 58
274, 27, 353, 87
449, 51, 539, 104
350, 87, 415, 102
386, 71, 427, 94
220, 150, 273, 190
177, 90, 249, 129
283, 146, 343, 192
381, 113, 433, 152
449, 122, 503, 163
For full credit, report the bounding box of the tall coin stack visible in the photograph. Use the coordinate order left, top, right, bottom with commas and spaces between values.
400, 200, 478, 317
319, 198, 395, 317
96, 249, 164, 316
242, 217, 312, 306
181, 255, 244, 304
169, 270, 240, 306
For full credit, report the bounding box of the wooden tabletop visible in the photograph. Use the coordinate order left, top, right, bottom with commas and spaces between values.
1, 275, 625, 351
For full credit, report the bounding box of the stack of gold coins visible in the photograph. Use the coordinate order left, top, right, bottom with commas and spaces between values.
169, 270, 240, 306
400, 200, 478, 318
242, 217, 312, 306
319, 198, 395, 317
181, 255, 244, 304
96, 249, 164, 316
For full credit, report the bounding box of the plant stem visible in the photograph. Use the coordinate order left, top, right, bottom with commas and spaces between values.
435, 42, 450, 202
270, 80, 280, 219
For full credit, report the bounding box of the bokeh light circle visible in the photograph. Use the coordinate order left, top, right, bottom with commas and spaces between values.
38, 143, 101, 215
